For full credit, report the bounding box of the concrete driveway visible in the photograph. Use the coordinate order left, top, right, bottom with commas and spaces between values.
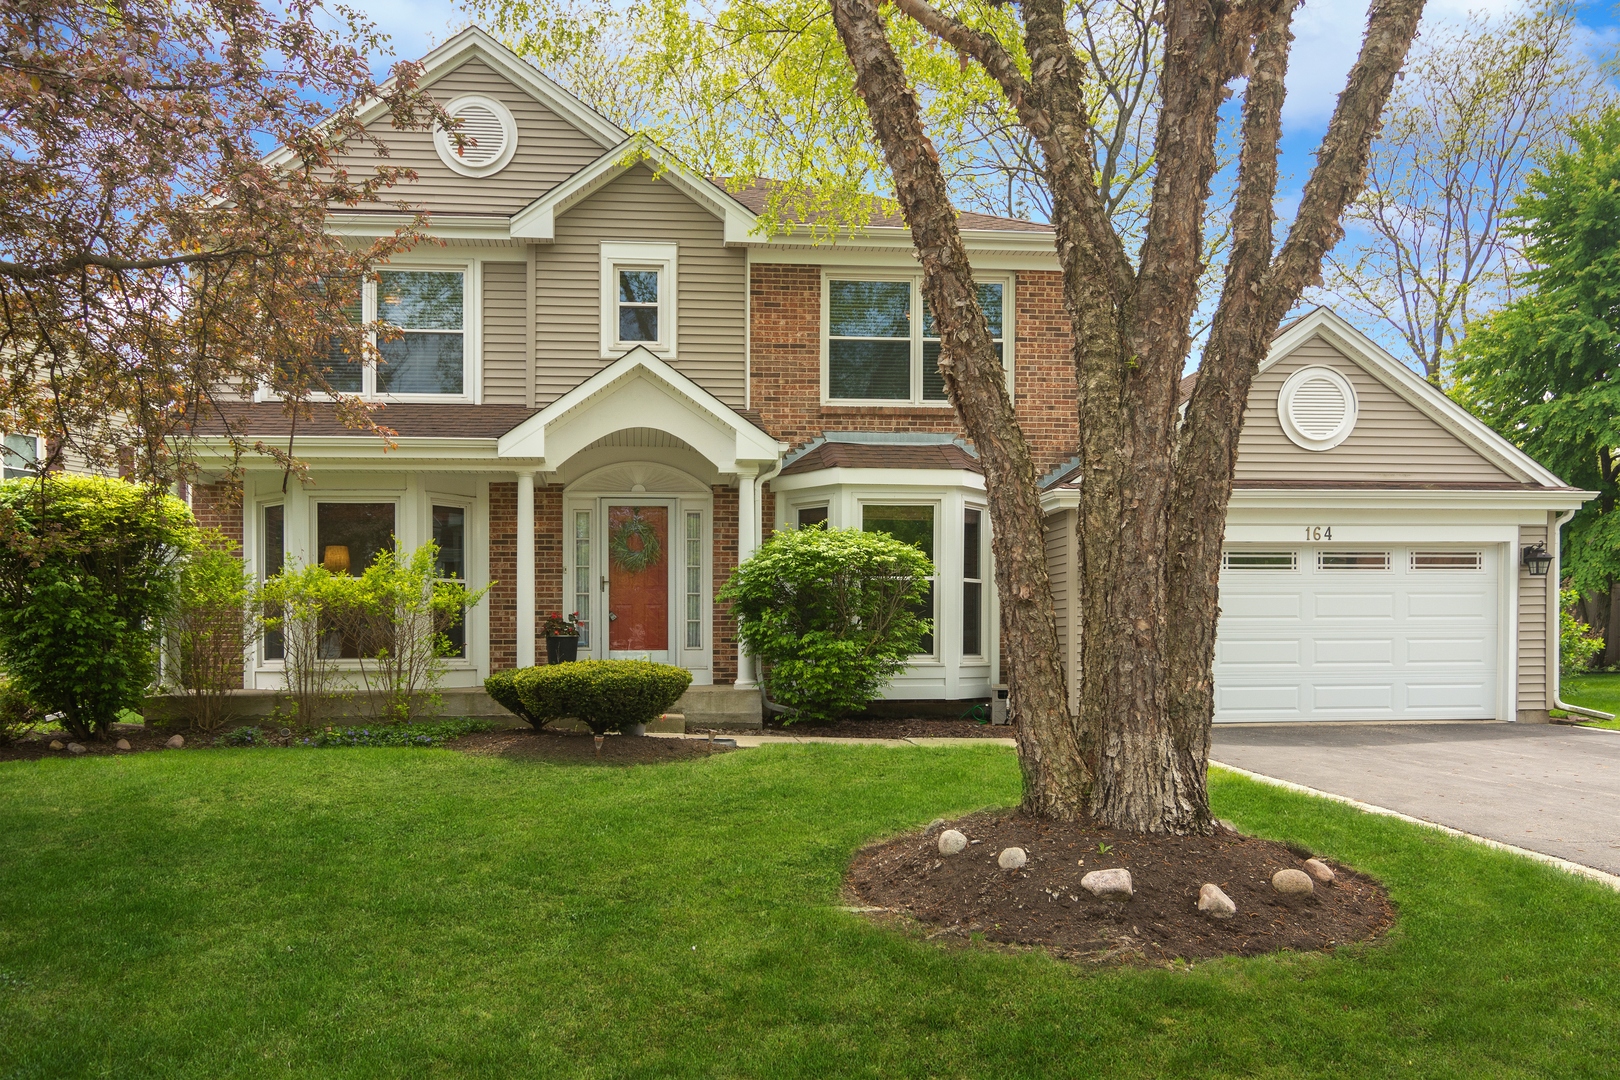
1211, 722, 1620, 876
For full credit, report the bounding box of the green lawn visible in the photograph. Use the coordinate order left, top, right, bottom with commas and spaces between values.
1559, 672, 1620, 729
2, 745, 1617, 1078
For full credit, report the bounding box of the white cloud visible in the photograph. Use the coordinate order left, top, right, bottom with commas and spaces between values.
1283, 0, 1528, 128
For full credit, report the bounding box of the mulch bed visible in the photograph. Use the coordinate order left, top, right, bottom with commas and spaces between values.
847, 810, 1394, 964
763, 718, 1015, 739
0, 723, 176, 762
453, 726, 735, 765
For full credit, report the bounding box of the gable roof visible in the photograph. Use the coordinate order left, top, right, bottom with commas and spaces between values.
261, 26, 625, 173
1266, 308, 1566, 488
510, 136, 759, 243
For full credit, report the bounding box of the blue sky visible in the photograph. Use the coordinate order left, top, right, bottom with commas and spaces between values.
346, 0, 1620, 211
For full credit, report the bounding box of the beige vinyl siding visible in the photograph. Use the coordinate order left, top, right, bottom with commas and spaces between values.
482, 262, 529, 405
1237, 336, 1514, 483
534, 165, 747, 407
1518, 523, 1550, 713
1044, 508, 1080, 715
334, 58, 606, 217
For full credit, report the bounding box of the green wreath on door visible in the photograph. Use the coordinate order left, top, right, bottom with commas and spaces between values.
608, 510, 663, 573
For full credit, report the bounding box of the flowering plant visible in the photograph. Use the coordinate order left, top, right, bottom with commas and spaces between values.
542, 611, 581, 637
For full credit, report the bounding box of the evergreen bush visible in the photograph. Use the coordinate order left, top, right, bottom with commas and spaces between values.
718, 526, 932, 722
513, 660, 691, 735
485, 668, 543, 727
0, 475, 193, 739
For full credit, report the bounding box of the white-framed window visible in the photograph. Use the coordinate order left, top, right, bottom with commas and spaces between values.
1319, 551, 1391, 571
1, 433, 40, 479
796, 504, 829, 528
962, 506, 985, 657
824, 274, 1011, 405
601, 242, 678, 357
313, 265, 474, 400
572, 509, 592, 648
432, 503, 469, 660
260, 503, 286, 662
1411, 551, 1483, 571
1222, 550, 1298, 571
431, 95, 519, 178
861, 501, 938, 658
685, 510, 703, 650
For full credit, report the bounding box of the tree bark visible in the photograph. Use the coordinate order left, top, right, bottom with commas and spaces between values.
861, 0, 1426, 832
828, 0, 1088, 817
1605, 582, 1620, 668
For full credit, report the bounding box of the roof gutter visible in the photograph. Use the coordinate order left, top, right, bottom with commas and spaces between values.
1550, 507, 1615, 721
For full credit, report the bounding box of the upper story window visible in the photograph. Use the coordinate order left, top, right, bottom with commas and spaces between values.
314, 268, 469, 400
601, 242, 677, 357
825, 275, 1009, 405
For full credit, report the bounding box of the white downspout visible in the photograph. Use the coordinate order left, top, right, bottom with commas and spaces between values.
733, 458, 782, 692
1551, 507, 1615, 720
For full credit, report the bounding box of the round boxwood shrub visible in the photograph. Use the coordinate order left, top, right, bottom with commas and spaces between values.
485, 668, 543, 727
513, 659, 692, 735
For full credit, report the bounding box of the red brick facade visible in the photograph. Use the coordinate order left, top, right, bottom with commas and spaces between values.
488, 480, 564, 672
748, 264, 1077, 473
711, 485, 739, 684
191, 481, 244, 550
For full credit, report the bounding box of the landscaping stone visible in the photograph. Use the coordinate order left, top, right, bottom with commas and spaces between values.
938, 829, 968, 855
1080, 868, 1134, 901
165, 734, 185, 749
115, 739, 131, 751
997, 846, 1028, 870
1272, 868, 1315, 896
66, 742, 86, 755
1304, 858, 1336, 885
48, 740, 63, 750
926, 817, 946, 833
1198, 883, 1236, 919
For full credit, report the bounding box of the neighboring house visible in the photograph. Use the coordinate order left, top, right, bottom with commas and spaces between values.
193, 27, 1587, 725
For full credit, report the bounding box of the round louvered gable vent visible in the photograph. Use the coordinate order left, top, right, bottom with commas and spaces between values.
433, 95, 518, 177
1277, 366, 1357, 451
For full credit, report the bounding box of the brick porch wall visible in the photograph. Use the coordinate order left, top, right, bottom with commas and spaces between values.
488, 481, 566, 671
712, 485, 739, 684
190, 481, 246, 689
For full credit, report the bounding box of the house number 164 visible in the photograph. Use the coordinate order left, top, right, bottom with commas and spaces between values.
1305, 526, 1333, 540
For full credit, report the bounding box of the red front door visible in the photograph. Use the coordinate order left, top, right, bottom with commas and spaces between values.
606, 504, 670, 660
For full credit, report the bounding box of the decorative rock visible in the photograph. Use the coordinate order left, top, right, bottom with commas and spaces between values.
66, 742, 87, 755
1303, 858, 1336, 885
1272, 868, 1315, 896
165, 734, 185, 749
48, 740, 64, 750
997, 846, 1028, 870
937, 829, 968, 856
1080, 868, 1134, 901
1198, 883, 1236, 919
926, 818, 946, 833
115, 738, 132, 751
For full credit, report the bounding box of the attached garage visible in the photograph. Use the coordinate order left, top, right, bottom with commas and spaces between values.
1213, 545, 1500, 721
1041, 308, 1591, 725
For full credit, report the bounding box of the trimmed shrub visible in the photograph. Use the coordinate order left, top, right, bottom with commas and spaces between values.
485, 668, 543, 727
1560, 588, 1603, 674
717, 526, 932, 722
0, 475, 194, 739
514, 660, 692, 735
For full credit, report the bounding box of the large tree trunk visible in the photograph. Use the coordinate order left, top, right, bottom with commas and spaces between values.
840, 0, 1426, 832
829, 0, 1089, 818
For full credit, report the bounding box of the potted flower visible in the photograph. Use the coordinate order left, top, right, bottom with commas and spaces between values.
542, 611, 581, 665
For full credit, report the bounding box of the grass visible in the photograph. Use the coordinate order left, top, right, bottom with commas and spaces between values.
1, 745, 1617, 1078
1558, 671, 1620, 729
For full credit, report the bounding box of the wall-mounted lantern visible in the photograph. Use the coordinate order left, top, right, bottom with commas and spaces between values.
1521, 542, 1553, 577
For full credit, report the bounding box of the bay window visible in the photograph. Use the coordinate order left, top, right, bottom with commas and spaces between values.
862, 503, 936, 657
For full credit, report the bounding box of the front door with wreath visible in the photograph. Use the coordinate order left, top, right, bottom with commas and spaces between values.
605, 503, 671, 662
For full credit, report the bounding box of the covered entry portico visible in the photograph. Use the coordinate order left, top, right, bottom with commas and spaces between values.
496, 347, 785, 684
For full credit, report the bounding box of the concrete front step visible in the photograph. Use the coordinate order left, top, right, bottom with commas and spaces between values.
675, 685, 764, 730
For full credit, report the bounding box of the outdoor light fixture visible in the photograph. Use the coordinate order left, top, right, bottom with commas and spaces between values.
1521, 542, 1553, 577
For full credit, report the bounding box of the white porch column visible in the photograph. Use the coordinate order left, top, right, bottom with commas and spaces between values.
516, 470, 536, 668
734, 467, 759, 689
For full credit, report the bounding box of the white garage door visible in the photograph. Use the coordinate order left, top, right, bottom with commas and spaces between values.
1213, 546, 1499, 722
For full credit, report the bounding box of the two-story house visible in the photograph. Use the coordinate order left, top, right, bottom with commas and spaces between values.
194, 27, 1588, 727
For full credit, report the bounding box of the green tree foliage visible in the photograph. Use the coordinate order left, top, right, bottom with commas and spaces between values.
513, 660, 692, 735
0, 476, 193, 739
1559, 588, 1603, 674
1452, 107, 1620, 600
164, 529, 259, 732
718, 526, 932, 722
